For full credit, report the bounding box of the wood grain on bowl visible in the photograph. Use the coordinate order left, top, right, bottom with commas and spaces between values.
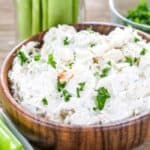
0, 23, 150, 150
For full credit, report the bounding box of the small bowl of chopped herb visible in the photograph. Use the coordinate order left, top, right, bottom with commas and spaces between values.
109, 0, 150, 33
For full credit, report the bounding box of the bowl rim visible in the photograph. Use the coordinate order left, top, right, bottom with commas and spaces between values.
109, 0, 150, 29
1, 22, 150, 130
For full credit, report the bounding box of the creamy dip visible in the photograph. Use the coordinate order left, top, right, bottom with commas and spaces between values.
9, 25, 150, 125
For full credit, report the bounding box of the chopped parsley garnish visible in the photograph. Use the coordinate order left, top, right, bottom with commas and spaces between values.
66, 62, 74, 69
76, 82, 86, 97
125, 56, 140, 66
125, 56, 134, 66
34, 54, 41, 61
57, 79, 71, 102
57, 79, 66, 92
93, 107, 97, 111
90, 42, 96, 48
134, 37, 140, 43
47, 53, 56, 68
68, 62, 74, 68
140, 48, 147, 55
64, 37, 70, 45
42, 97, 48, 105
17, 51, 28, 65
95, 87, 111, 110
62, 89, 72, 102
134, 57, 140, 66
100, 67, 111, 78
107, 61, 112, 66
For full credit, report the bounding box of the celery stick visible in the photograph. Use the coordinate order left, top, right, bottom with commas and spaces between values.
48, 0, 73, 27
16, 0, 32, 40
32, 0, 41, 35
0, 119, 23, 150
0, 111, 33, 150
42, 0, 48, 30
72, 0, 80, 23
0, 126, 11, 150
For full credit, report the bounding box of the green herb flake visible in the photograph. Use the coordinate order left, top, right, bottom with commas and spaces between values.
17, 51, 28, 65
93, 107, 97, 111
69, 62, 74, 68
140, 48, 147, 55
57, 79, 72, 102
125, 56, 133, 66
76, 82, 86, 97
134, 37, 140, 43
125, 56, 141, 66
42, 97, 48, 105
64, 37, 70, 45
95, 87, 111, 110
34, 54, 41, 61
100, 67, 111, 78
47, 53, 56, 68
90, 42, 96, 48
107, 61, 112, 66
134, 57, 141, 66
66, 62, 74, 69
57, 79, 66, 92
62, 89, 72, 102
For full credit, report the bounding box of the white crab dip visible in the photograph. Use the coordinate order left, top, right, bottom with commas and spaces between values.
9, 25, 150, 125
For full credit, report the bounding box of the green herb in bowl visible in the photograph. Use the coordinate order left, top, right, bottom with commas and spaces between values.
126, 0, 150, 26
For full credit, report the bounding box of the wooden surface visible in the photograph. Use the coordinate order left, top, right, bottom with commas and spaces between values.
0, 0, 149, 149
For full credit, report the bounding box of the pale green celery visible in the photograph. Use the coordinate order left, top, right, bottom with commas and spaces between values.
48, 0, 73, 27
32, 0, 41, 35
16, 0, 32, 40
0, 119, 23, 150
72, 0, 80, 23
0, 126, 11, 150
42, 0, 48, 30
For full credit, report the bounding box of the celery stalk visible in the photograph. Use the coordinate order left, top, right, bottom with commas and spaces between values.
42, 0, 48, 30
0, 126, 11, 150
32, 0, 41, 35
48, 0, 73, 27
0, 119, 23, 150
16, 0, 32, 40
72, 0, 80, 23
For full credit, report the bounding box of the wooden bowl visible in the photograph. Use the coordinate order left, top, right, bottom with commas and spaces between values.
0, 23, 150, 150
